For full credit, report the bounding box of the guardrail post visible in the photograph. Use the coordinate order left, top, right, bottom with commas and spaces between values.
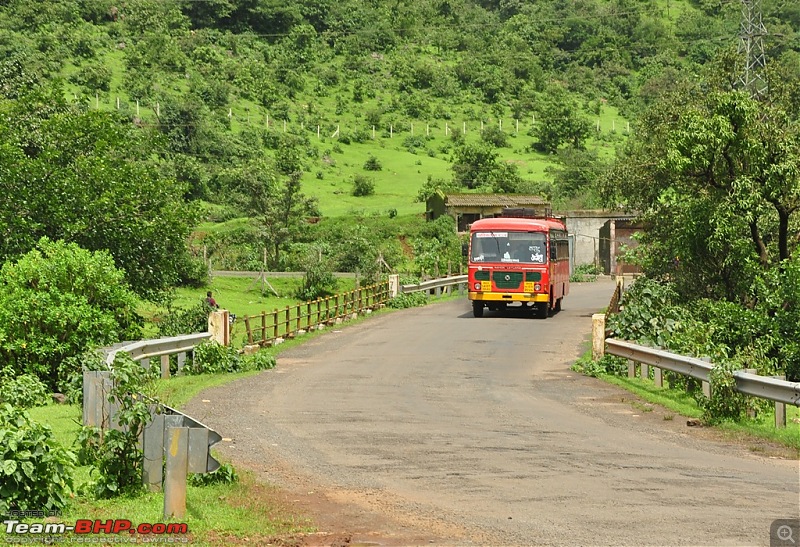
701, 357, 712, 398
627, 360, 637, 379
177, 352, 186, 375
164, 427, 189, 519
591, 314, 606, 361
161, 355, 170, 379
653, 366, 663, 388
641, 363, 649, 381
775, 401, 786, 428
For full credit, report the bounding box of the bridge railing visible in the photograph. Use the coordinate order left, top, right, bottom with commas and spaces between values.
243, 281, 391, 347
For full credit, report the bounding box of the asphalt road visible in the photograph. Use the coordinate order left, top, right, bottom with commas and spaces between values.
186, 279, 800, 546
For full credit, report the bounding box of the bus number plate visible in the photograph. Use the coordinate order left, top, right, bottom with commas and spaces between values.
524, 282, 535, 292
481, 281, 492, 292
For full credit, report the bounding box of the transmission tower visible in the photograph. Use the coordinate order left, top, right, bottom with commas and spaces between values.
736, 0, 768, 98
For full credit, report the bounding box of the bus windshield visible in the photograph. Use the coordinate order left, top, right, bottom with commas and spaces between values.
471, 231, 547, 264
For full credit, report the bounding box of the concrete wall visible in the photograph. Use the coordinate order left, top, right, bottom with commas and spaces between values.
560, 210, 617, 267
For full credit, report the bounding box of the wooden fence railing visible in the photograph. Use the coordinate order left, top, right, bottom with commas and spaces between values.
243, 281, 391, 347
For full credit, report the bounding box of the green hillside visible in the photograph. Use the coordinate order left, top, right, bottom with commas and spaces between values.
1, 0, 798, 276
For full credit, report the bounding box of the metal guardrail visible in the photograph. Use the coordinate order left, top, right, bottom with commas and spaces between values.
605, 339, 713, 383
400, 275, 468, 295
604, 337, 800, 428
88, 333, 224, 518
105, 332, 212, 364
733, 371, 800, 406
103, 332, 212, 378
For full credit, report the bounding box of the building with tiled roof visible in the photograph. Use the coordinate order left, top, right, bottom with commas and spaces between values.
426, 191, 552, 231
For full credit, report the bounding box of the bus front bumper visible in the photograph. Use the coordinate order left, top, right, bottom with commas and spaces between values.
469, 292, 549, 303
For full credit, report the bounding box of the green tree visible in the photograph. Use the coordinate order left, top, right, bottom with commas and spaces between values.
451, 142, 500, 189
546, 147, 606, 206
603, 57, 800, 378
530, 88, 592, 153
245, 170, 319, 270
0, 238, 142, 391
0, 86, 196, 298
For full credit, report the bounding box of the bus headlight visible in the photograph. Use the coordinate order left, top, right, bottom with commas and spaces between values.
474, 282, 482, 290
534, 283, 541, 291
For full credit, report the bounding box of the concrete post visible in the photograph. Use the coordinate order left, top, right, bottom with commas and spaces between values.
628, 360, 636, 379
389, 274, 399, 298
160, 355, 170, 379
641, 363, 649, 381
208, 310, 230, 346
164, 427, 188, 519
591, 313, 606, 361
653, 367, 663, 388
775, 402, 786, 428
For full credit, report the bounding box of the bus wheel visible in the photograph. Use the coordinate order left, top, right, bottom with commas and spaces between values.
472, 301, 484, 318
536, 302, 548, 319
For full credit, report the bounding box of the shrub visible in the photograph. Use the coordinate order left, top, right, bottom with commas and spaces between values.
697, 360, 750, 424
185, 341, 241, 375
57, 350, 108, 406
386, 277, 428, 309
363, 155, 382, 171
188, 462, 238, 486
352, 174, 376, 197
607, 277, 682, 346
387, 291, 428, 309
0, 403, 77, 515
241, 351, 276, 372
0, 371, 50, 409
570, 263, 601, 283
571, 354, 627, 377
0, 238, 143, 390
295, 252, 338, 301
158, 301, 211, 337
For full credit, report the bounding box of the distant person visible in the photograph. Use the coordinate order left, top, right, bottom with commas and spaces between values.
205, 291, 219, 309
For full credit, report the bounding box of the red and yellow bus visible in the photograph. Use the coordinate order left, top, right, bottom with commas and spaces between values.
467, 215, 570, 318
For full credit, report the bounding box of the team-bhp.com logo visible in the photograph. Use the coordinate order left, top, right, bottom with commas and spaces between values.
4, 519, 189, 544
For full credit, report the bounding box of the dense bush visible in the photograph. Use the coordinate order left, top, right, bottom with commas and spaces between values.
570, 263, 601, 282
606, 277, 682, 347
57, 350, 108, 406
241, 351, 276, 372
184, 341, 275, 375
571, 354, 627, 377
0, 404, 76, 515
363, 155, 382, 171
295, 263, 338, 301
157, 300, 212, 337
0, 370, 50, 409
352, 174, 376, 197
0, 238, 143, 391
185, 341, 241, 375
188, 462, 238, 486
